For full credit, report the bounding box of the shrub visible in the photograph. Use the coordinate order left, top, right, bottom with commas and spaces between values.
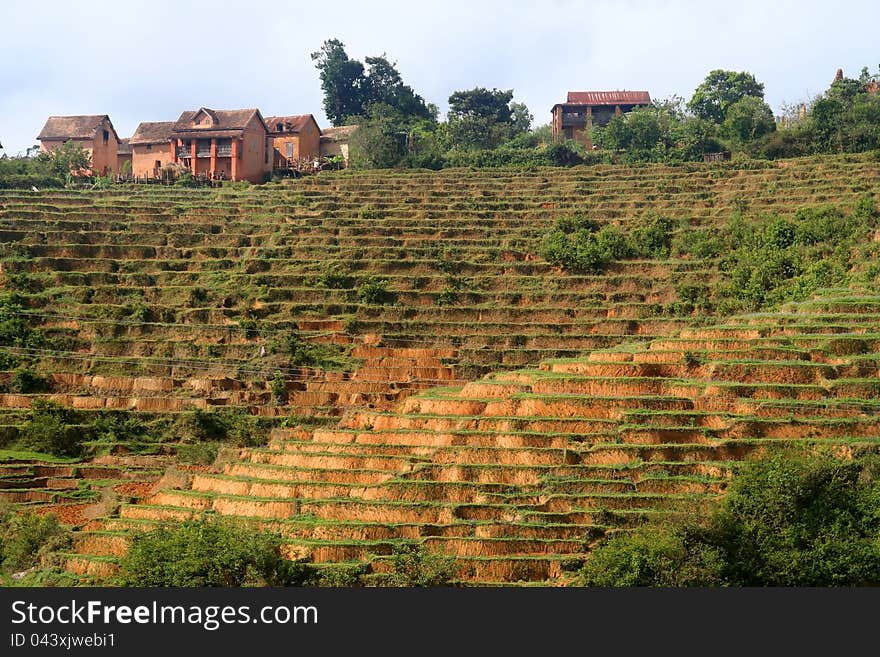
358, 277, 397, 305
578, 452, 880, 586
437, 287, 459, 306
19, 400, 83, 457
0, 173, 65, 190
115, 518, 315, 586
174, 172, 200, 188
630, 214, 675, 258
0, 504, 71, 572
317, 264, 355, 289
10, 368, 50, 393
270, 371, 287, 403
374, 543, 457, 587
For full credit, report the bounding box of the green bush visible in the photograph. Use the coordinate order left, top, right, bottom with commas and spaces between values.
270, 371, 287, 403
10, 368, 50, 393
0, 504, 71, 572
630, 214, 675, 258
374, 543, 457, 587
578, 451, 880, 586
317, 264, 355, 289
19, 400, 83, 457
115, 518, 315, 586
358, 277, 397, 305
172, 409, 266, 448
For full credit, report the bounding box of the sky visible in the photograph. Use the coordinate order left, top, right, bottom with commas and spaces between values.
1, 0, 878, 155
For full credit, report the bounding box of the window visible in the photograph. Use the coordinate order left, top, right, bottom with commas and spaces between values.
285, 143, 294, 158
103, 130, 109, 144
146, 144, 152, 152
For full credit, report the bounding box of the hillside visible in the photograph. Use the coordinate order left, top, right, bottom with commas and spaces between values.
1, 152, 879, 584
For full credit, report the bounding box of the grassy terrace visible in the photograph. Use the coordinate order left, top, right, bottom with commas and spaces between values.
2, 154, 880, 583
64, 289, 880, 582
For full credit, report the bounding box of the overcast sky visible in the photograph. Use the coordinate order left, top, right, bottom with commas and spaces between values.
1, 0, 877, 155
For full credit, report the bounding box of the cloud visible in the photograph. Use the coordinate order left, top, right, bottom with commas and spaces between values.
2, 0, 878, 154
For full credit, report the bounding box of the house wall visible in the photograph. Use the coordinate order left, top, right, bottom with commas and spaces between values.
132, 143, 173, 177
320, 139, 349, 163
239, 115, 270, 182
270, 118, 321, 167
117, 153, 132, 173
271, 135, 300, 167
90, 118, 119, 175
40, 126, 118, 175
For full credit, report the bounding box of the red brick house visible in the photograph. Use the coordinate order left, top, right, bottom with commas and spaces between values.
129, 121, 176, 178
170, 108, 272, 182
264, 114, 321, 167
551, 91, 651, 149
37, 115, 121, 174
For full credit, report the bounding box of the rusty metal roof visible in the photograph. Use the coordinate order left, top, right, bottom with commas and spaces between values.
565, 91, 651, 105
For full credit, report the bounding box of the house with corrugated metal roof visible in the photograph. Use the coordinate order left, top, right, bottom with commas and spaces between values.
551, 91, 651, 149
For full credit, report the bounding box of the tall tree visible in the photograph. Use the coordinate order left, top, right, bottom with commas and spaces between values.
364, 55, 433, 121
312, 40, 432, 126
721, 96, 776, 144
688, 70, 765, 124
446, 88, 525, 150
311, 39, 370, 126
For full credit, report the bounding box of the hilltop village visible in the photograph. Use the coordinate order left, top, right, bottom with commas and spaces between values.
33, 90, 658, 182
36, 110, 356, 182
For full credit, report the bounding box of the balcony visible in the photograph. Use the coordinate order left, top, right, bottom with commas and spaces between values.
177, 142, 235, 158
561, 112, 586, 128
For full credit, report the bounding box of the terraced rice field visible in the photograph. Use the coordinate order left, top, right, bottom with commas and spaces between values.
2, 153, 879, 583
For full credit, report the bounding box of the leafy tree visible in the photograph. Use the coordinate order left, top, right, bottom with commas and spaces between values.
509, 101, 533, 135
688, 69, 765, 123
46, 140, 92, 179
348, 103, 409, 168
579, 451, 880, 586
20, 400, 83, 457
0, 504, 71, 572
721, 96, 777, 145
377, 543, 457, 586
312, 39, 432, 126
363, 55, 432, 121
311, 39, 370, 126
116, 518, 314, 586
447, 87, 527, 150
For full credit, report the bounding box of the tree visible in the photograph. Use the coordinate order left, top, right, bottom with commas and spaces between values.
41, 140, 92, 180
446, 87, 521, 150
721, 96, 777, 145
509, 102, 533, 135
0, 504, 71, 572
363, 55, 432, 121
116, 518, 314, 586
579, 451, 880, 586
376, 543, 457, 586
311, 39, 370, 126
688, 70, 765, 124
312, 39, 433, 126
